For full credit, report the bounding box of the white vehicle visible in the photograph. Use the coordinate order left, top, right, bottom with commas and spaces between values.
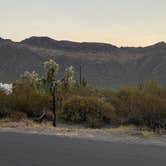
0, 83, 12, 95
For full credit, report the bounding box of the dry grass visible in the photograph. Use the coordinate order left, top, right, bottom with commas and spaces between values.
0, 119, 158, 141
108, 125, 137, 132
141, 130, 154, 137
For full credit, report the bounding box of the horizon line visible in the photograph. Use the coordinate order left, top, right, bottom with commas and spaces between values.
1, 35, 166, 48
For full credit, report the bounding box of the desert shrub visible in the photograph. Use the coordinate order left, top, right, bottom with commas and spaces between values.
138, 94, 166, 127
11, 87, 51, 117
60, 96, 115, 128
135, 82, 166, 127
0, 89, 13, 118
105, 83, 166, 128
60, 96, 87, 123
137, 80, 161, 95
61, 86, 99, 99
8, 111, 27, 121
108, 87, 138, 125
0, 84, 51, 120
1, 76, 166, 129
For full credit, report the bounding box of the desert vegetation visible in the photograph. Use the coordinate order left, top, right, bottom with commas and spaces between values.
0, 59, 166, 132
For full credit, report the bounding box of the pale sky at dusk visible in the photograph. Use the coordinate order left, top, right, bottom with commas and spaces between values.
0, 0, 165, 46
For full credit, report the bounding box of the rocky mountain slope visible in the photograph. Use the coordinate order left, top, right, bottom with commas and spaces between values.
0, 36, 166, 88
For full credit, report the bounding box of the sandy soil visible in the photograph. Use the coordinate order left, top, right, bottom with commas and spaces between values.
0, 119, 166, 146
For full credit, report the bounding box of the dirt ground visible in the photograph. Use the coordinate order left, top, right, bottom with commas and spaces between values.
0, 119, 166, 146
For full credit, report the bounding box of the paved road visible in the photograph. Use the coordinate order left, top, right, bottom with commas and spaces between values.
0, 132, 166, 166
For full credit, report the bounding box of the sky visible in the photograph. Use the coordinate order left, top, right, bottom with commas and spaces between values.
0, 0, 165, 46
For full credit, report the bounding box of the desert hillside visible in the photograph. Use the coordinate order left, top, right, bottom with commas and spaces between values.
0, 37, 166, 87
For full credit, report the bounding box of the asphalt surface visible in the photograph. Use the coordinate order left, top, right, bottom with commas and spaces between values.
0, 132, 166, 166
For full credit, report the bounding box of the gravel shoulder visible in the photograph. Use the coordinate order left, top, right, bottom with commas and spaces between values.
0, 119, 166, 147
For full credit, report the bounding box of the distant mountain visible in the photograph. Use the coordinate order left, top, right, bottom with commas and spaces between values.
21, 36, 118, 52
0, 36, 166, 88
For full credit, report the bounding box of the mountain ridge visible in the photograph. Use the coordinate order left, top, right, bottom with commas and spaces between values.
0, 36, 166, 88
1, 36, 165, 49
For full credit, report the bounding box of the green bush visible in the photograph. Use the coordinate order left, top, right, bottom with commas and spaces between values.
0, 89, 13, 118
105, 84, 166, 128
1, 78, 166, 130
60, 96, 115, 128
11, 88, 51, 117
0, 87, 51, 119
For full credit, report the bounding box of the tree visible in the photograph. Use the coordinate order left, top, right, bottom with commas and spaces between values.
43, 59, 59, 127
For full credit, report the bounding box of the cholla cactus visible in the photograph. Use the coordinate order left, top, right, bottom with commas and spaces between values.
43, 59, 59, 127
62, 66, 76, 89
21, 71, 39, 82
20, 71, 40, 89
44, 59, 59, 82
